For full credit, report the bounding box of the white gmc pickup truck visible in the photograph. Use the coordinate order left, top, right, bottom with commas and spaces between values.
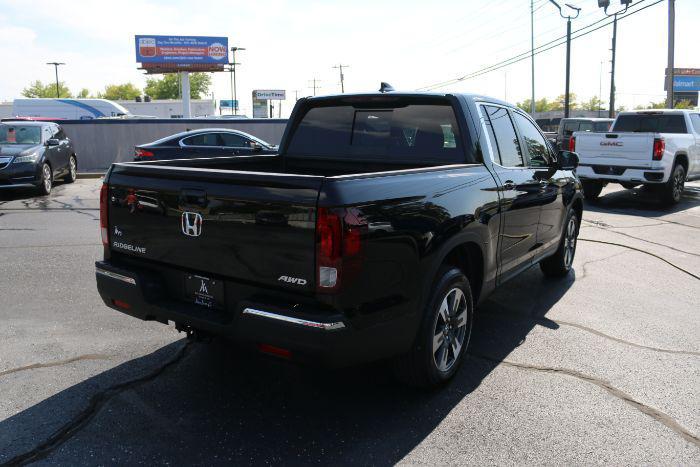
571, 110, 700, 204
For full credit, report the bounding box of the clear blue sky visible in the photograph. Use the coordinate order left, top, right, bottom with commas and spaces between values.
1, 0, 697, 115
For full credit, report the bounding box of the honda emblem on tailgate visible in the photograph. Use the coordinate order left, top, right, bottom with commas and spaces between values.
181, 212, 203, 237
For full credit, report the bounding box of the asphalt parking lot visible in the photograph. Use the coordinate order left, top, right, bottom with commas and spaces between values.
0, 179, 698, 465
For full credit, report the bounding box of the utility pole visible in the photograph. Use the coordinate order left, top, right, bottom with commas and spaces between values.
309, 78, 321, 96
46, 62, 65, 98
609, 15, 617, 118
530, 0, 536, 114
548, 1, 580, 119
598, 1, 631, 118
333, 64, 349, 93
293, 90, 301, 101
230, 46, 245, 115
666, 0, 675, 108
599, 60, 604, 117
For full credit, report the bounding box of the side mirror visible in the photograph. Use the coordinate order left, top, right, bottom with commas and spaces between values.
557, 150, 579, 170
46, 138, 60, 146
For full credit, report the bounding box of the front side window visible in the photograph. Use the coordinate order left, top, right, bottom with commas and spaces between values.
513, 112, 551, 168
483, 105, 523, 167
219, 132, 250, 148
181, 133, 220, 146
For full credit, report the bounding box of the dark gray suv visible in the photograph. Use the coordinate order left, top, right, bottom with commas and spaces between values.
0, 121, 77, 195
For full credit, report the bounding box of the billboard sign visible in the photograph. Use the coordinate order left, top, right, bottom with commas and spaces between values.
220, 99, 238, 109
135, 35, 229, 65
673, 75, 700, 92
253, 90, 286, 100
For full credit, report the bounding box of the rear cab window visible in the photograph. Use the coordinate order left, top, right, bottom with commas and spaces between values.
612, 114, 688, 133
285, 96, 468, 164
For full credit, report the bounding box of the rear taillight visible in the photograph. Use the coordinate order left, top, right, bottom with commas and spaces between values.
135, 148, 154, 158
100, 183, 109, 246
652, 138, 665, 161
568, 136, 576, 152
316, 207, 365, 292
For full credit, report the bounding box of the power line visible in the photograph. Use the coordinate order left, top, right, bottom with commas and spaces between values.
418, 0, 662, 92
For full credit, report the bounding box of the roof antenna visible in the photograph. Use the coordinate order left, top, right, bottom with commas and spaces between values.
379, 82, 395, 93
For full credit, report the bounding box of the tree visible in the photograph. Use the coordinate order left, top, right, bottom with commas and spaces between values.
144, 73, 212, 99
580, 96, 605, 111
77, 88, 91, 98
516, 97, 557, 113
673, 99, 694, 109
21, 80, 73, 98
98, 83, 142, 100
635, 100, 665, 110
552, 93, 578, 111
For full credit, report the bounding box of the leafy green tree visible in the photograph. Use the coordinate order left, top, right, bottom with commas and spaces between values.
580, 96, 605, 111
77, 88, 91, 98
673, 99, 694, 109
144, 73, 212, 99
551, 93, 578, 111
634, 100, 665, 110
97, 83, 141, 100
515, 97, 560, 113
21, 80, 73, 98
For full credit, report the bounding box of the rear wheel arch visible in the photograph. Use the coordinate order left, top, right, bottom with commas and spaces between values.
674, 153, 689, 173
436, 241, 484, 305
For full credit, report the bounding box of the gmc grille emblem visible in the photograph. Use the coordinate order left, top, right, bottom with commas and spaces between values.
181, 212, 203, 237
600, 141, 622, 146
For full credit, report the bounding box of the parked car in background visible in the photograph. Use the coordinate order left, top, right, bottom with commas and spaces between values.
0, 121, 77, 195
572, 110, 700, 204
13, 98, 131, 120
557, 117, 613, 150
134, 128, 277, 161
97, 90, 583, 388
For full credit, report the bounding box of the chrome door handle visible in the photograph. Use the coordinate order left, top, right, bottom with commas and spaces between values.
503, 180, 515, 191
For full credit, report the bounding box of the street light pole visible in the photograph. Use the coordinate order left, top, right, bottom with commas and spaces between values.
46, 62, 65, 98
548, 1, 580, 119
230, 46, 245, 115
666, 0, 675, 108
530, 0, 536, 114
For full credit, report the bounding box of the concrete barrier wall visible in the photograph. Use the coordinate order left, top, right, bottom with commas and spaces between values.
56, 119, 288, 171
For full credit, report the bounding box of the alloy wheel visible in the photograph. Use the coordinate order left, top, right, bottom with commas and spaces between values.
432, 287, 468, 372
69, 157, 76, 180
564, 215, 577, 269
43, 164, 52, 193
673, 169, 684, 202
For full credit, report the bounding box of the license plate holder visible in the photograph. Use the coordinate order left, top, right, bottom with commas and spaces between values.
184, 274, 224, 310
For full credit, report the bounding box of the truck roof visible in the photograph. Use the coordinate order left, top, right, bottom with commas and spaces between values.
618, 109, 695, 115
303, 91, 513, 108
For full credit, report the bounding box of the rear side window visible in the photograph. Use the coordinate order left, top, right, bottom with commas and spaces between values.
612, 114, 687, 133
181, 133, 220, 146
482, 105, 523, 167
286, 102, 464, 163
219, 132, 250, 147
690, 114, 700, 133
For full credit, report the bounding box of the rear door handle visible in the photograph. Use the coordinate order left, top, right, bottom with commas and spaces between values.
502, 180, 515, 191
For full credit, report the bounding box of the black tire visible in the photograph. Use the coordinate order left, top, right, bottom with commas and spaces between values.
65, 155, 77, 183
394, 267, 473, 388
581, 180, 603, 201
620, 182, 639, 190
37, 162, 52, 196
540, 209, 579, 278
660, 163, 685, 205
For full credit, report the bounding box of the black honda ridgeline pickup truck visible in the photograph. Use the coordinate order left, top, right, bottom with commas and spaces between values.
96, 91, 583, 387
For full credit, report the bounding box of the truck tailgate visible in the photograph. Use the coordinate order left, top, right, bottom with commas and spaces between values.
575, 132, 655, 168
105, 164, 322, 293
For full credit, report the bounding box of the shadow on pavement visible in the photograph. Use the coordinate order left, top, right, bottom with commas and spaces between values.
0, 267, 573, 465
585, 184, 700, 217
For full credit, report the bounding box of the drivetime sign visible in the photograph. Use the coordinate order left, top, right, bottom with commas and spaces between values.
135, 35, 229, 64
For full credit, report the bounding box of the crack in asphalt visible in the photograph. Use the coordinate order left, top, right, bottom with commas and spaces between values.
578, 238, 700, 280
582, 222, 700, 258
479, 311, 700, 357
1, 341, 193, 467
471, 353, 700, 448
0, 355, 110, 378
